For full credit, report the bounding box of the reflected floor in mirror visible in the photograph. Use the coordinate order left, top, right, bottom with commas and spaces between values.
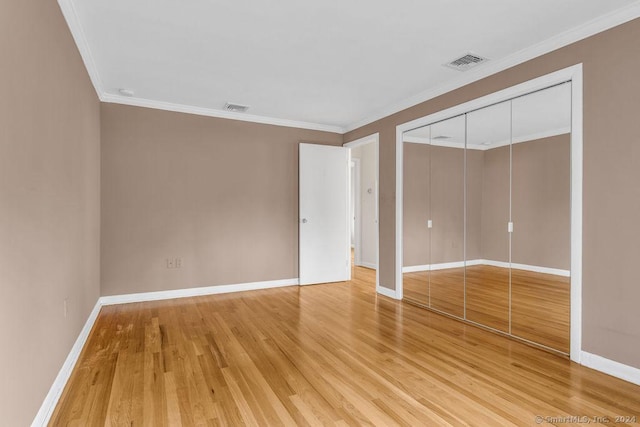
403, 265, 570, 354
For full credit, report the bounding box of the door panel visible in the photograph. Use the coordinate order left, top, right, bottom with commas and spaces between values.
299, 143, 350, 285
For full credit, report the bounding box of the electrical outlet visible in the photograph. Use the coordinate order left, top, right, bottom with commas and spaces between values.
175, 258, 182, 268
166, 258, 175, 269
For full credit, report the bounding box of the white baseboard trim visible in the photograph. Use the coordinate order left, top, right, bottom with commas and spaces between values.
402, 259, 570, 277
376, 285, 400, 300
581, 351, 640, 386
34, 277, 299, 425
32, 300, 103, 427
100, 278, 299, 305
358, 261, 377, 270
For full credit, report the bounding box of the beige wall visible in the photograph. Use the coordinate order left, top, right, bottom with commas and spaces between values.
100, 104, 342, 296
345, 18, 640, 368
0, 1, 101, 425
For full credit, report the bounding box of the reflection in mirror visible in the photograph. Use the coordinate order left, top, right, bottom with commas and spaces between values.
465, 100, 512, 332
510, 82, 571, 352
428, 115, 466, 317
402, 114, 466, 318
403, 131, 431, 306
401, 82, 572, 354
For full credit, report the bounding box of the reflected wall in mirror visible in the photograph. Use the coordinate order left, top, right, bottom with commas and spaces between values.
403, 138, 431, 305
429, 116, 465, 317
465, 100, 512, 332
511, 83, 571, 353
403, 116, 465, 318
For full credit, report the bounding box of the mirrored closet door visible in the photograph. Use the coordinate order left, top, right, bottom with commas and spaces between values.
465, 100, 512, 333
402, 115, 465, 318
403, 136, 431, 306
510, 83, 571, 353
429, 116, 465, 318
402, 82, 572, 354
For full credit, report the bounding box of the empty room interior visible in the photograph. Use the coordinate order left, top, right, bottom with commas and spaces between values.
2, 0, 640, 425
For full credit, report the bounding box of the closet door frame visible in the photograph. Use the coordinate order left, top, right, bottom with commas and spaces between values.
394, 64, 583, 363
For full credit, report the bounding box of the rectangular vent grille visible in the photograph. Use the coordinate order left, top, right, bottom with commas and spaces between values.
444, 53, 488, 71
224, 102, 250, 113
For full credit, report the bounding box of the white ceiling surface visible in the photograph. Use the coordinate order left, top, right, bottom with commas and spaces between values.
404, 82, 571, 149
66, 0, 639, 132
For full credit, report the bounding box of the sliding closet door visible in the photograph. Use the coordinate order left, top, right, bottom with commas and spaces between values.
429, 115, 465, 318
465, 101, 512, 332
401, 82, 573, 354
402, 135, 431, 305
510, 83, 571, 352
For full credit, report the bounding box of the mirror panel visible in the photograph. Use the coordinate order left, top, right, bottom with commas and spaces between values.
510, 83, 572, 352
401, 82, 572, 355
429, 115, 465, 318
402, 133, 431, 305
465, 100, 512, 332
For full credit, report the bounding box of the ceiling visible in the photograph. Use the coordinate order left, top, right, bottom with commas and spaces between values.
60, 0, 640, 133
404, 82, 571, 149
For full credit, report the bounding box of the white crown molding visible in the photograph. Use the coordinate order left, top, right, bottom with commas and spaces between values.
57, 0, 104, 98
100, 94, 345, 134
58, 0, 344, 134
60, 0, 639, 135
345, 2, 640, 133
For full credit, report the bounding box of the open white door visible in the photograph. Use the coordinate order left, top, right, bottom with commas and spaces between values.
299, 143, 350, 285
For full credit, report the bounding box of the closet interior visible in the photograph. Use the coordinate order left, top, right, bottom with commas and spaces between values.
402, 82, 572, 354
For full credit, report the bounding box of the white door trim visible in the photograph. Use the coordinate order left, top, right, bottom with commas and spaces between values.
351, 158, 362, 266
344, 133, 380, 291
395, 64, 583, 363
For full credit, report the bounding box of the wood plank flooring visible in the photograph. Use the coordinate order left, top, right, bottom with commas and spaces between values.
404, 265, 570, 353
51, 265, 639, 426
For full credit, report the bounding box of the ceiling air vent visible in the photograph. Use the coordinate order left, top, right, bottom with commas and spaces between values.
223, 102, 250, 113
443, 53, 488, 71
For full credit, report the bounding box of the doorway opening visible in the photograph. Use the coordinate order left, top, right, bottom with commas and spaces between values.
345, 134, 380, 289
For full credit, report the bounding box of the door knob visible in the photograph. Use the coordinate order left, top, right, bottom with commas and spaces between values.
301, 218, 308, 223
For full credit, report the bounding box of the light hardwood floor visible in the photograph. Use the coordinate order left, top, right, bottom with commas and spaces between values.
404, 265, 570, 353
51, 266, 639, 426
